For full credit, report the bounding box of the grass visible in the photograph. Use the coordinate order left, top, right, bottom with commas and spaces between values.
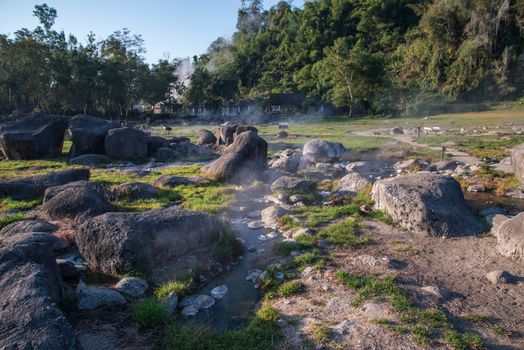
0, 197, 42, 211
155, 278, 193, 299
0, 213, 29, 230
161, 305, 282, 350
336, 271, 484, 348
277, 280, 306, 297
318, 217, 368, 248
133, 298, 169, 329
309, 324, 333, 344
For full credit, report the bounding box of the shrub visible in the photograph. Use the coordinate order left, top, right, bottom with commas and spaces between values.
133, 298, 168, 329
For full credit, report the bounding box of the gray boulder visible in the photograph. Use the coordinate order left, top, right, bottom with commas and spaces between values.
511, 142, 524, 188
153, 175, 193, 188
303, 140, 346, 163
336, 172, 371, 195
76, 280, 126, 310
270, 150, 301, 173
76, 208, 227, 282
261, 206, 290, 230
42, 181, 113, 222
105, 127, 148, 161
155, 147, 178, 161
69, 115, 117, 157
372, 173, 482, 236
146, 136, 170, 157
0, 112, 68, 160
494, 212, 524, 261
0, 232, 76, 349
216, 124, 238, 146
271, 176, 316, 195
205, 131, 268, 182
0, 168, 90, 200
198, 129, 217, 145
68, 153, 109, 166
110, 182, 157, 200
112, 277, 149, 297
0, 219, 58, 238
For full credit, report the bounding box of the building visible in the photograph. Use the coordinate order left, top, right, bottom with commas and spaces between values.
267, 93, 306, 114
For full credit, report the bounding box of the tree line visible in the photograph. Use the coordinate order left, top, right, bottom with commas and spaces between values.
0, 4, 180, 118
186, 0, 524, 116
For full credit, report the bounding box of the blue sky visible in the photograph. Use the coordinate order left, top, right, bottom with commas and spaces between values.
0, 0, 304, 63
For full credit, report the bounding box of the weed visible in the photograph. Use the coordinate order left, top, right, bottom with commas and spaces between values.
0, 197, 42, 211
277, 280, 306, 297
155, 278, 192, 299
133, 298, 168, 329
444, 331, 485, 350
318, 218, 368, 248
0, 213, 29, 230
491, 325, 511, 336
309, 324, 332, 344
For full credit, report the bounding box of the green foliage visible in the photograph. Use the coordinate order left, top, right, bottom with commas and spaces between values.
444, 331, 485, 350
155, 278, 192, 299
133, 298, 168, 329
0, 213, 29, 230
0, 197, 42, 211
277, 280, 306, 297
214, 226, 244, 262
318, 218, 368, 248
162, 305, 282, 350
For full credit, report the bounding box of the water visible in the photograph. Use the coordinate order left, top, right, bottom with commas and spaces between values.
465, 191, 524, 213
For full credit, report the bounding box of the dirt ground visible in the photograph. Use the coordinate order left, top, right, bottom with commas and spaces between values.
271, 220, 524, 350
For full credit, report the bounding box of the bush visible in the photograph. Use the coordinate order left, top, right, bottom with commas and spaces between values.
277, 280, 306, 297
133, 298, 168, 329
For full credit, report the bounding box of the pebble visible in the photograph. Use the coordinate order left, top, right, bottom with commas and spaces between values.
211, 285, 228, 299
486, 270, 514, 285
181, 305, 199, 317
248, 221, 264, 229
420, 286, 450, 300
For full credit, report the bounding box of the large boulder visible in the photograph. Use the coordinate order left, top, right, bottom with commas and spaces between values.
205, 131, 268, 182
494, 212, 524, 261
0, 232, 76, 349
76, 208, 227, 282
371, 173, 482, 237
215, 124, 238, 146
336, 172, 371, 195
69, 115, 117, 157
511, 142, 524, 188
105, 127, 148, 161
68, 154, 109, 166
261, 206, 290, 230
0, 168, 90, 200
146, 136, 170, 157
110, 182, 157, 200
198, 129, 217, 146
271, 176, 316, 195
0, 219, 58, 238
303, 140, 346, 163
0, 112, 68, 160
42, 181, 113, 222
153, 175, 194, 188
270, 150, 301, 173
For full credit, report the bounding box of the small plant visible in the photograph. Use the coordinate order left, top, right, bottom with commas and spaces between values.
444, 331, 485, 350
309, 324, 332, 344
411, 325, 432, 345
318, 218, 368, 248
293, 250, 321, 267
214, 226, 243, 262
133, 298, 168, 329
277, 280, 306, 297
461, 313, 491, 324
491, 325, 511, 336
155, 278, 192, 299
0, 213, 29, 230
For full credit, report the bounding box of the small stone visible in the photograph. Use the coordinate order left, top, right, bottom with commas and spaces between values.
76, 281, 126, 310
181, 305, 198, 317
211, 285, 228, 299
112, 277, 148, 297
246, 270, 262, 282
277, 319, 287, 327
247, 221, 264, 229
485, 270, 514, 285
420, 286, 450, 300
318, 239, 329, 248
247, 245, 256, 253
275, 272, 285, 280
467, 185, 486, 192
161, 291, 179, 314
290, 250, 300, 257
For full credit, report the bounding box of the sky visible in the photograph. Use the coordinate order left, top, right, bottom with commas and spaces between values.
0, 0, 304, 63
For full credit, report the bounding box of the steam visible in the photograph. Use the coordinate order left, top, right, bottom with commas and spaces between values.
175, 57, 195, 88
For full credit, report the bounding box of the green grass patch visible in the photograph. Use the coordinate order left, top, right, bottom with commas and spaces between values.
155, 278, 193, 299
177, 184, 234, 214
161, 305, 282, 350
318, 218, 368, 248
444, 331, 485, 350
0, 197, 42, 211
133, 298, 169, 329
0, 213, 29, 230
277, 280, 306, 297
272, 234, 316, 256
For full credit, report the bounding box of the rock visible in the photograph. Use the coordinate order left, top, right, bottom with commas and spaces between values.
261, 206, 290, 230
246, 270, 262, 282
198, 129, 217, 145
76, 280, 126, 310
56, 259, 81, 277
511, 142, 524, 188
146, 136, 170, 156
181, 305, 199, 316
505, 189, 524, 199
42, 181, 113, 222
155, 147, 178, 161
110, 182, 157, 200
211, 285, 228, 299
303, 140, 346, 163
153, 175, 193, 188
480, 208, 507, 230
270, 151, 301, 173
44, 180, 111, 202
161, 291, 179, 314
494, 211, 524, 261
0, 168, 90, 200
179, 295, 215, 310
69, 115, 117, 157
0, 232, 77, 349
76, 208, 226, 281
271, 176, 316, 195
485, 270, 514, 285
421, 286, 450, 300
112, 277, 149, 297
205, 131, 268, 182
0, 219, 58, 238
372, 173, 482, 236
393, 159, 425, 173
0, 112, 68, 160
391, 127, 404, 135
68, 154, 109, 166
216, 124, 238, 146
491, 214, 510, 236
105, 127, 148, 161
467, 185, 486, 192
428, 160, 458, 172
336, 172, 371, 195
247, 220, 264, 229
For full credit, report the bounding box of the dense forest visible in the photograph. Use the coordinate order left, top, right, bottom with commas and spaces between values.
1, 1, 524, 117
